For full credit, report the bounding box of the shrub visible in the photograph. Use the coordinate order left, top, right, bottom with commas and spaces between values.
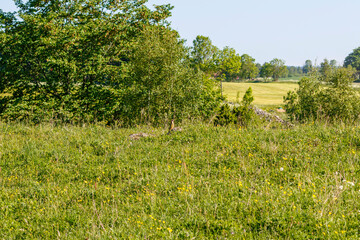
233, 87, 255, 126
214, 104, 236, 126
214, 87, 255, 126
284, 66, 360, 122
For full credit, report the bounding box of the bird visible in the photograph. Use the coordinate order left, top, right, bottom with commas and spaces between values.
168, 119, 175, 134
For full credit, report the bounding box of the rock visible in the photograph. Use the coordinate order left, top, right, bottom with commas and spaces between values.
129, 132, 150, 140
252, 106, 294, 127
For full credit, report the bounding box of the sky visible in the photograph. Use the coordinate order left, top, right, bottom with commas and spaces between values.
1, 0, 360, 66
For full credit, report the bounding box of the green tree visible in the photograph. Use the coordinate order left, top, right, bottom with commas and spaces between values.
190, 35, 219, 75
0, 0, 174, 122
320, 59, 332, 80
297, 66, 304, 75
303, 60, 313, 74
0, 0, 221, 124
330, 59, 337, 68
326, 65, 357, 89
239, 54, 259, 80
344, 47, 360, 79
287, 66, 297, 77
216, 47, 242, 82
270, 58, 287, 81
124, 26, 221, 124
287, 66, 304, 78
344, 47, 360, 71
260, 62, 274, 81
255, 63, 262, 75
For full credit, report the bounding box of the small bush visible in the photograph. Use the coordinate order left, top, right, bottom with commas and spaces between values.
214, 87, 255, 126
214, 104, 236, 126
284, 66, 360, 123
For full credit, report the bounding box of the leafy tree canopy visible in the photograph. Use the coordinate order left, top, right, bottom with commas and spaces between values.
330, 59, 337, 68
190, 35, 219, 74
0, 0, 221, 124
239, 54, 258, 80
303, 60, 313, 74
216, 47, 242, 82
320, 59, 332, 80
270, 58, 287, 81
260, 59, 287, 81
344, 47, 360, 72
260, 62, 274, 81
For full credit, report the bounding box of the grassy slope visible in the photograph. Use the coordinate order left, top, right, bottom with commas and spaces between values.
222, 82, 298, 105
1, 122, 360, 239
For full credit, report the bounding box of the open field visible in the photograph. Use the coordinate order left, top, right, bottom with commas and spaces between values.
222, 82, 298, 105
278, 76, 303, 81
223, 82, 360, 105
1, 122, 360, 239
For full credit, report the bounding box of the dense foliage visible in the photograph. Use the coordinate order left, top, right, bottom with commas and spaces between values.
284, 66, 360, 122
0, 0, 221, 125
287, 66, 304, 78
122, 26, 221, 125
303, 60, 313, 74
239, 54, 258, 80
214, 87, 255, 126
190, 35, 218, 74
259, 59, 288, 81
344, 47, 360, 79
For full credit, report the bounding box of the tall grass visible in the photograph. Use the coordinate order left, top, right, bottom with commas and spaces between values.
0, 122, 359, 239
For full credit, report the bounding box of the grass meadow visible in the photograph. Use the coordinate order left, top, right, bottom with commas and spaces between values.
1, 121, 360, 239
222, 82, 298, 105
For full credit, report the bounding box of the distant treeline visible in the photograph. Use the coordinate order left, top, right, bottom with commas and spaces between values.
189, 35, 358, 82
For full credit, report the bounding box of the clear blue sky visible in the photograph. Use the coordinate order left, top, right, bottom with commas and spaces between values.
1, 0, 360, 66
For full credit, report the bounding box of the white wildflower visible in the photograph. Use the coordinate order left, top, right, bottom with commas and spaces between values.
339, 185, 344, 190
342, 180, 355, 186
347, 181, 355, 186
280, 167, 284, 171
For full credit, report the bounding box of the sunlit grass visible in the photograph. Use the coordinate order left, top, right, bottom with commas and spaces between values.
222, 82, 298, 105
0, 122, 359, 239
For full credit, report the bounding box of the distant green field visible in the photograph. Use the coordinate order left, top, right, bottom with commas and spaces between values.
279, 76, 303, 81
222, 82, 298, 105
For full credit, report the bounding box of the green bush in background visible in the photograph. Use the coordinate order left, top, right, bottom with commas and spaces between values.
284, 66, 360, 123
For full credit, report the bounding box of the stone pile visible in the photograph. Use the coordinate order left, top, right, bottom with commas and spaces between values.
252, 106, 294, 127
